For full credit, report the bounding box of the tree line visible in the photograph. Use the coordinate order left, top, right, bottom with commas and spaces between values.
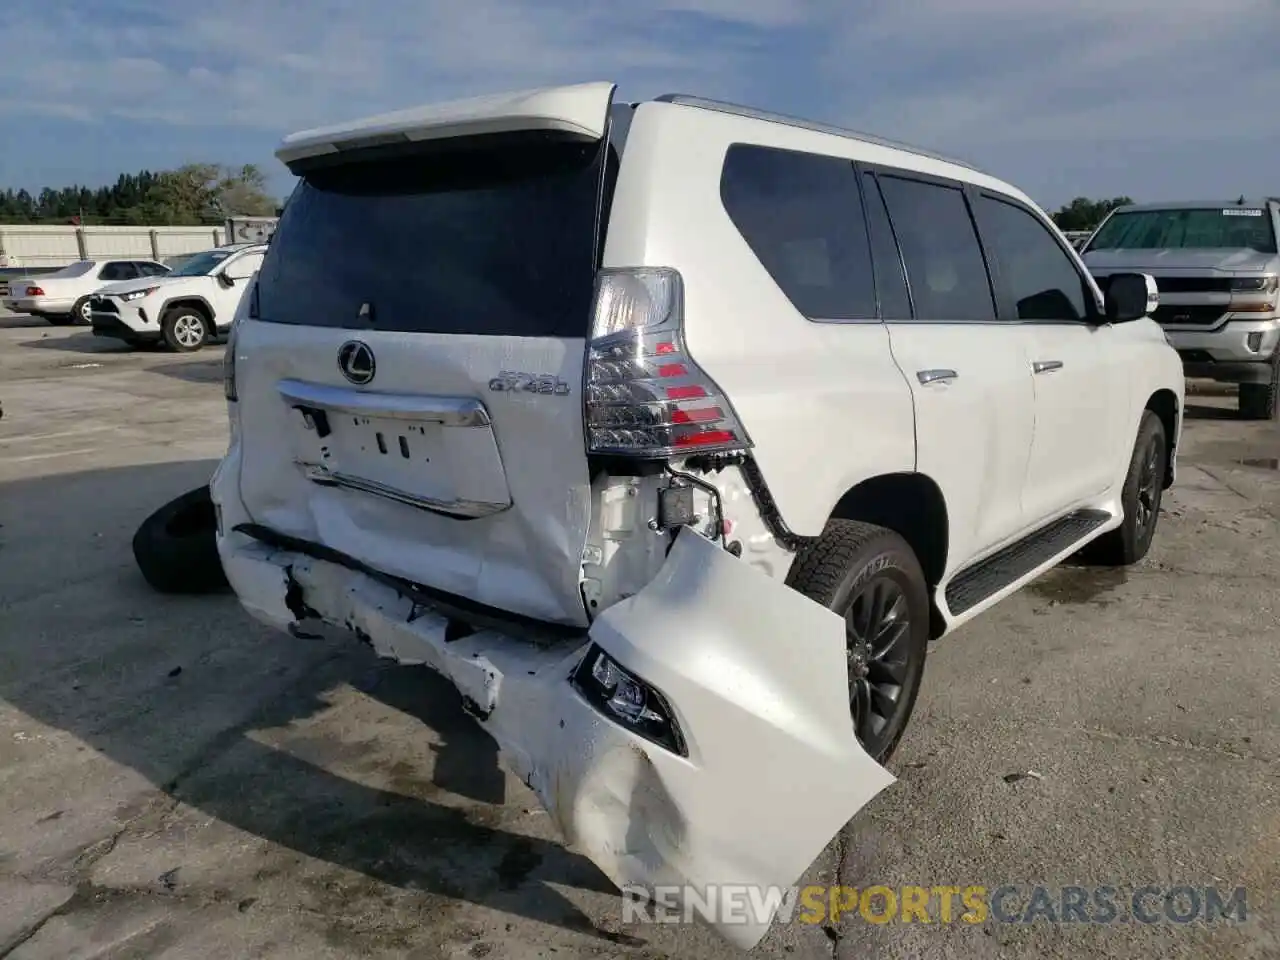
1049, 196, 1134, 232
1, 162, 1129, 234
0, 164, 281, 226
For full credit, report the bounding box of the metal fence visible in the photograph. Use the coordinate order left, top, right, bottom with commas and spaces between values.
0, 223, 229, 268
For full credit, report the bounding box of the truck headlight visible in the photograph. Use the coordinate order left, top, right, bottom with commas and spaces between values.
120, 286, 159, 302
1230, 276, 1278, 293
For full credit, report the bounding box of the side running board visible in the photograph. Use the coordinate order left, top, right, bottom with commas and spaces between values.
944, 509, 1111, 615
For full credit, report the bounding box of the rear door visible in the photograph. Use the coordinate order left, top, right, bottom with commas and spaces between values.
232, 86, 617, 628
868, 168, 1037, 572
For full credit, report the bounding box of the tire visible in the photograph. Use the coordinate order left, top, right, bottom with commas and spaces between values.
786, 519, 930, 765
1081, 410, 1167, 567
1238, 354, 1279, 421
71, 296, 93, 326
132, 485, 229, 594
161, 306, 209, 352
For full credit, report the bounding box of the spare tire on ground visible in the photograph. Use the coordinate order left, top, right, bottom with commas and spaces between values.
132, 485, 230, 594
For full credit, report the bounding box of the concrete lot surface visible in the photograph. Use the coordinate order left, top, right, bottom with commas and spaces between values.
0, 310, 1277, 959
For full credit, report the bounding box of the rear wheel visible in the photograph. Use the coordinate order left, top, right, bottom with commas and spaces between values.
1081, 410, 1167, 566
71, 296, 93, 326
786, 519, 929, 764
1238, 354, 1279, 421
162, 306, 209, 352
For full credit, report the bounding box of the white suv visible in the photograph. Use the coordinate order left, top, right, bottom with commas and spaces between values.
210, 82, 1184, 949
89, 243, 267, 352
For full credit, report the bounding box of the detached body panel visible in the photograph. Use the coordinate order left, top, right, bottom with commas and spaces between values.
213, 459, 894, 951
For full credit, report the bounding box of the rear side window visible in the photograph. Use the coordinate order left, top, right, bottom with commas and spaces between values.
876, 175, 996, 322
720, 144, 876, 320
257, 134, 607, 337
98, 262, 138, 281
975, 195, 1089, 321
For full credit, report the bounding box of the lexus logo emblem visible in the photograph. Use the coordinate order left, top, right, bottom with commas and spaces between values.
337, 340, 375, 385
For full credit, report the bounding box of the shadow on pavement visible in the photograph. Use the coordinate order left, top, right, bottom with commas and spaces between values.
18, 332, 134, 354
0, 459, 626, 943
0, 312, 49, 330
144, 359, 225, 384
1185, 402, 1242, 421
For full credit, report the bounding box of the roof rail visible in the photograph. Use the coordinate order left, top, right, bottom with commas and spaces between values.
652, 93, 976, 170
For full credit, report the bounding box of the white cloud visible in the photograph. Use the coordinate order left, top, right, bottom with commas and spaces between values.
831, 0, 1280, 148
1, 0, 1278, 202
0, 0, 777, 133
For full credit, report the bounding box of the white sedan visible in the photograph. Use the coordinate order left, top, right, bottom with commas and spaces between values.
2, 258, 171, 325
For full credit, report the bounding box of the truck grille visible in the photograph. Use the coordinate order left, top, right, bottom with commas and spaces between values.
89, 297, 119, 315
1150, 304, 1225, 326
1154, 277, 1233, 294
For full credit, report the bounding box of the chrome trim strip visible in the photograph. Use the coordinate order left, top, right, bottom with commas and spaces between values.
297, 463, 510, 518
277, 379, 491, 427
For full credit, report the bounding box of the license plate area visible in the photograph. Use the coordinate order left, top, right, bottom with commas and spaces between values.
277, 380, 514, 520
327, 414, 444, 494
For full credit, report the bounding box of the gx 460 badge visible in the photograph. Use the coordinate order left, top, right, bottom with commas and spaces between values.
488, 371, 571, 396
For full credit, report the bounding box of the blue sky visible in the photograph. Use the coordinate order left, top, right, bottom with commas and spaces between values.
2, 0, 1278, 211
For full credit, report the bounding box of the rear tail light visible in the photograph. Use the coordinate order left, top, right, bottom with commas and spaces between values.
26, 286, 44, 297
584, 268, 751, 458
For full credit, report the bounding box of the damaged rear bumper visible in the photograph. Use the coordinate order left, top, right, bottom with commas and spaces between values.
212, 494, 895, 951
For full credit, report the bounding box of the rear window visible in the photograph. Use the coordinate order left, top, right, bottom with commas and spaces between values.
257, 134, 608, 337
45, 261, 95, 279
1086, 207, 1278, 253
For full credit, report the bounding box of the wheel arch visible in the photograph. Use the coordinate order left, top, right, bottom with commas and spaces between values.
827, 471, 949, 638
1144, 388, 1178, 489
160, 295, 215, 324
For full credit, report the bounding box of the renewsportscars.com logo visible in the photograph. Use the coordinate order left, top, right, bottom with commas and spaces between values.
621, 884, 1249, 927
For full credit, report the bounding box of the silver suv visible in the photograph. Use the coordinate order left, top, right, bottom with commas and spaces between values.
1082, 199, 1280, 419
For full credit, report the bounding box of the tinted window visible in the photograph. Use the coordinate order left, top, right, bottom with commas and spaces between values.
977, 196, 1089, 321
172, 249, 232, 277
1086, 207, 1277, 253
720, 144, 876, 320
876, 175, 996, 322
98, 262, 138, 281
257, 135, 606, 337
137, 262, 170, 276
861, 173, 912, 320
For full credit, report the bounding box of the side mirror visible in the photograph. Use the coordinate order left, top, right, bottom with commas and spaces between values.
1103, 272, 1157, 323
217, 271, 236, 288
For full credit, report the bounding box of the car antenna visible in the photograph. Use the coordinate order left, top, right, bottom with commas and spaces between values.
1237, 195, 1246, 205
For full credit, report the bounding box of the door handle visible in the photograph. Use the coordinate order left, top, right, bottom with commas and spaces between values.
916, 368, 958, 385
1032, 360, 1064, 374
